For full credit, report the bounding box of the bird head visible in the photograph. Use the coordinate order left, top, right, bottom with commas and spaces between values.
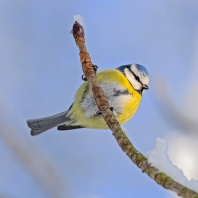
117, 64, 149, 95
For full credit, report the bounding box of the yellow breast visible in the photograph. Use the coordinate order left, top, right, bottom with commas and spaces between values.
68, 69, 142, 129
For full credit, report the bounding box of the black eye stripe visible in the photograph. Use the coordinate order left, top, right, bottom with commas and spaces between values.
131, 70, 141, 83
134, 74, 140, 81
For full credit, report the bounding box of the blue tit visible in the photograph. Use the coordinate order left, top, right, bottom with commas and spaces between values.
27, 63, 149, 136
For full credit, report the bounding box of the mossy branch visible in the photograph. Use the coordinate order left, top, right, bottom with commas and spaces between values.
71, 21, 198, 198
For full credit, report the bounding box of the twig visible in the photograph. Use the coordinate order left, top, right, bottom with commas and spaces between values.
71, 21, 198, 198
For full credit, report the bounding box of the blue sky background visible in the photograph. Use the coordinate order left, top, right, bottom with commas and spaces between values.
0, 0, 198, 197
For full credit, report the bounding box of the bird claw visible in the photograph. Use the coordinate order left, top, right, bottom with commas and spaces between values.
110, 107, 114, 111
81, 64, 98, 81
95, 110, 102, 116
94, 107, 114, 116
82, 74, 87, 81
92, 64, 98, 72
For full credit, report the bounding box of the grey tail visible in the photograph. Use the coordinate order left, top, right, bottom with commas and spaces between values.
27, 111, 69, 136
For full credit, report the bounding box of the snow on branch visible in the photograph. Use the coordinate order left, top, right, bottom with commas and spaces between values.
71, 15, 198, 198
73, 15, 85, 27
145, 138, 198, 193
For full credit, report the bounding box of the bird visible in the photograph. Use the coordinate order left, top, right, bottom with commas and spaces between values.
27, 63, 149, 136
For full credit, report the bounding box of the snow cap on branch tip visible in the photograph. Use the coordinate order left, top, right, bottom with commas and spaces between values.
73, 14, 84, 27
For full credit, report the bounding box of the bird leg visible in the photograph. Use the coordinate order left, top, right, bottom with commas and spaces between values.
110, 107, 114, 111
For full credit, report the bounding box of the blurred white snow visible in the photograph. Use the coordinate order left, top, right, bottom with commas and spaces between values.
73, 14, 85, 27
145, 138, 198, 193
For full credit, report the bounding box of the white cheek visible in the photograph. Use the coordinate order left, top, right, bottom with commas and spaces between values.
141, 77, 149, 86
124, 68, 142, 90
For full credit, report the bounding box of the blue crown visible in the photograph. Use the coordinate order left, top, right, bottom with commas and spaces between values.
116, 64, 149, 77
135, 64, 149, 77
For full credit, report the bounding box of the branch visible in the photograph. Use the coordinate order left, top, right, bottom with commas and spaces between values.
71, 21, 198, 198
